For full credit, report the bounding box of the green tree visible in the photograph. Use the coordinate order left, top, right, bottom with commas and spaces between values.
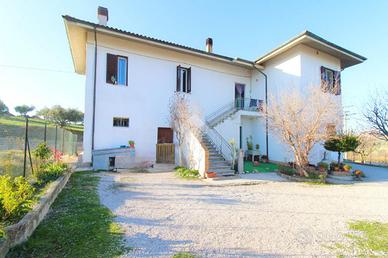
0, 99, 9, 114
14, 105, 35, 117
48, 105, 69, 127
36, 107, 51, 120
66, 108, 84, 124
324, 133, 360, 164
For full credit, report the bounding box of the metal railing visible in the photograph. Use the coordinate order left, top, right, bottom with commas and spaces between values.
206, 98, 263, 127
201, 97, 264, 166
202, 123, 233, 164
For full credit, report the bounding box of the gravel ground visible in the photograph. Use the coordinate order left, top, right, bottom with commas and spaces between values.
98, 169, 388, 257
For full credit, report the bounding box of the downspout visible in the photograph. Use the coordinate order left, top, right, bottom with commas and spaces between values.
252, 64, 269, 158
91, 26, 97, 164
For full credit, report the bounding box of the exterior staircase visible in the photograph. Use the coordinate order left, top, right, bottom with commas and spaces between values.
202, 135, 236, 177
201, 98, 263, 178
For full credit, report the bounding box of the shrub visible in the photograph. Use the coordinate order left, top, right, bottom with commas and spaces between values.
32, 142, 52, 161
175, 167, 199, 178
35, 162, 68, 185
0, 175, 35, 221
278, 165, 296, 176
343, 164, 352, 171
317, 162, 329, 171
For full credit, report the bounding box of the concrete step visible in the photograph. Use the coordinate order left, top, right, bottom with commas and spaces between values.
209, 168, 236, 176
209, 157, 226, 162
209, 160, 229, 165
209, 165, 232, 170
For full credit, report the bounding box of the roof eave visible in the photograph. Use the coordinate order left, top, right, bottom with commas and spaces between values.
255, 31, 367, 70
62, 15, 254, 70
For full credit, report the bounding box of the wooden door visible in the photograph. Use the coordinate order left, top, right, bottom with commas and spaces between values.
156, 127, 174, 163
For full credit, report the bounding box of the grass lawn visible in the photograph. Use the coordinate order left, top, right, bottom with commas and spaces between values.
333, 220, 388, 256
244, 160, 278, 173
0, 115, 83, 133
7, 171, 128, 258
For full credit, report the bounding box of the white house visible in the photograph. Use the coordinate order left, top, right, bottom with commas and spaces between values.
63, 7, 366, 176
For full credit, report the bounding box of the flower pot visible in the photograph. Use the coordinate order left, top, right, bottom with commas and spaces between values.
319, 167, 326, 173
253, 161, 260, 167
129, 143, 135, 148
205, 172, 217, 178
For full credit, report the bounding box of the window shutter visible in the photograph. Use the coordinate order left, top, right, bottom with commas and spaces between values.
176, 66, 181, 92
320, 66, 328, 92
187, 67, 191, 93
334, 71, 341, 95
106, 54, 117, 84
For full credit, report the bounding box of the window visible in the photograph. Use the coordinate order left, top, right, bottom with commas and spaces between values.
320, 66, 341, 95
113, 117, 129, 127
106, 54, 128, 86
176, 66, 191, 93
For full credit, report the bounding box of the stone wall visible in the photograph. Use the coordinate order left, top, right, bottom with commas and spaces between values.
0, 171, 72, 258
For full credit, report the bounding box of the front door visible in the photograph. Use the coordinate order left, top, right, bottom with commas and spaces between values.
156, 127, 175, 163
235, 83, 245, 109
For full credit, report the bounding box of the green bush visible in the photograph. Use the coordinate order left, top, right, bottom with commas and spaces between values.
317, 162, 329, 170
278, 165, 296, 176
32, 142, 52, 161
175, 167, 199, 178
35, 162, 68, 185
0, 175, 35, 222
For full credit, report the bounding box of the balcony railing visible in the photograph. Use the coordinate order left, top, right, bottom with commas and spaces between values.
234, 98, 264, 112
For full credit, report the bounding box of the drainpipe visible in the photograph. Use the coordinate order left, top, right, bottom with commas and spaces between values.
91, 26, 98, 164
252, 64, 269, 158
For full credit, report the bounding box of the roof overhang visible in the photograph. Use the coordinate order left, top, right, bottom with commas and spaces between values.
255, 31, 367, 69
63, 16, 258, 75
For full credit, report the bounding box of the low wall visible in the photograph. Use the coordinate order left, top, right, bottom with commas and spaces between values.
276, 171, 324, 183
0, 171, 72, 257
181, 131, 208, 177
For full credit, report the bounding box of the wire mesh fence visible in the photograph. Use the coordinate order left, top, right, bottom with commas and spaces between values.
346, 151, 388, 166
0, 116, 82, 177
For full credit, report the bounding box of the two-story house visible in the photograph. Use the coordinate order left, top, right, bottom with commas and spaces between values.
63, 7, 366, 176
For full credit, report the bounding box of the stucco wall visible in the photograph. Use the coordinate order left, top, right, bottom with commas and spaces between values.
82, 33, 251, 163
254, 44, 343, 164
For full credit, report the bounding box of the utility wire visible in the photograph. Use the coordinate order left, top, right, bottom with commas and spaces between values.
0, 64, 74, 74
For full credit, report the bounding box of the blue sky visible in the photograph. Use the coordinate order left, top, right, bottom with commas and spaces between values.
0, 0, 387, 129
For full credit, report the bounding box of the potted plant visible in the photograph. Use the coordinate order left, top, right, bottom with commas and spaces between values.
317, 162, 328, 172
128, 140, 135, 148
353, 169, 364, 180
246, 136, 253, 150
255, 144, 260, 150
343, 164, 352, 172
261, 155, 268, 163
205, 171, 217, 178
253, 161, 260, 166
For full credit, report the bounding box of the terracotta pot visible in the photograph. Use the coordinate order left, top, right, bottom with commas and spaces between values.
253, 161, 260, 166
319, 167, 326, 172
130, 143, 135, 148
206, 172, 217, 178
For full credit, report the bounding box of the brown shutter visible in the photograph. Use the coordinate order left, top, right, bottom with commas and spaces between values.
187, 67, 191, 93
176, 66, 181, 92
334, 71, 341, 95
106, 54, 117, 84
320, 66, 328, 92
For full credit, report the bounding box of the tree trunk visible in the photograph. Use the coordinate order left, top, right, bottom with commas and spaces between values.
337, 151, 341, 165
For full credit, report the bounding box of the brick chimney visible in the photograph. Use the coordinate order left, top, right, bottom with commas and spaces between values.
97, 6, 108, 26
206, 38, 213, 53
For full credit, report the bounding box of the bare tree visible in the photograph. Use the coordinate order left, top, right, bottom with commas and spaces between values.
364, 92, 388, 141
266, 86, 340, 176
354, 132, 381, 163
169, 93, 200, 166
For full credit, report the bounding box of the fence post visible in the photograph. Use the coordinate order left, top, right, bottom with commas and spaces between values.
23, 117, 29, 177
55, 125, 58, 151
62, 128, 65, 153
44, 122, 47, 142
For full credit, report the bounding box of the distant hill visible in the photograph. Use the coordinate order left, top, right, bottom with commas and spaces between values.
0, 115, 83, 133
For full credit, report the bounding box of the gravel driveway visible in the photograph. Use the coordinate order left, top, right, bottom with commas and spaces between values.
98, 169, 388, 257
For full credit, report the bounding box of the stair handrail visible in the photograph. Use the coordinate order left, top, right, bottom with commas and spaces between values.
206, 98, 264, 126
202, 123, 233, 164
